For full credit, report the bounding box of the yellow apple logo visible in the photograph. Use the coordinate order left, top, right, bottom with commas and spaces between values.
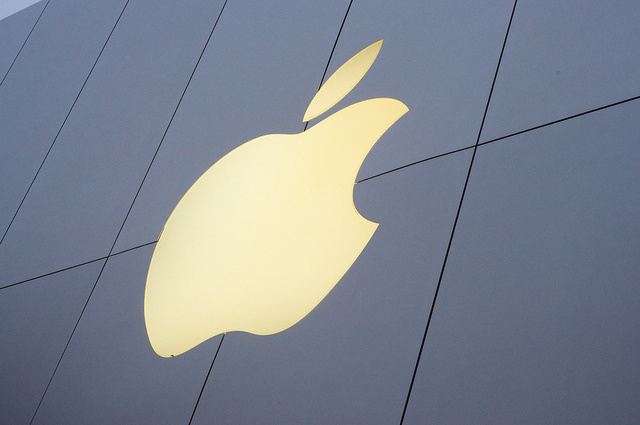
145, 40, 408, 357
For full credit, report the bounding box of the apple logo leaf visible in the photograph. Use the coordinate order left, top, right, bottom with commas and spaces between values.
303, 40, 383, 122
144, 39, 407, 357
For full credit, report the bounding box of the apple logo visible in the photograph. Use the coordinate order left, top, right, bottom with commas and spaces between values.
145, 40, 408, 357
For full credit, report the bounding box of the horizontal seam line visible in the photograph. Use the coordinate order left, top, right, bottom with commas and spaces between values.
357, 93, 640, 184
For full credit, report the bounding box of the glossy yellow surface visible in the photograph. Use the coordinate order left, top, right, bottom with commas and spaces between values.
303, 40, 383, 122
145, 40, 407, 357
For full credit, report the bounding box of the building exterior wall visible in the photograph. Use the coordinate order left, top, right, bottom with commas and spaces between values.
1, 1, 639, 423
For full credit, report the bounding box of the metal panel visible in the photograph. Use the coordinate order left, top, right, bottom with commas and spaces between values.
0, 260, 102, 424
0, 0, 45, 77
29, 244, 222, 425
482, 0, 640, 141
0, 0, 226, 283
0, 0, 129, 238
403, 100, 640, 424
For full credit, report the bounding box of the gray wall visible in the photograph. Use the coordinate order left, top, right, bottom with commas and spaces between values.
1, 0, 639, 423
